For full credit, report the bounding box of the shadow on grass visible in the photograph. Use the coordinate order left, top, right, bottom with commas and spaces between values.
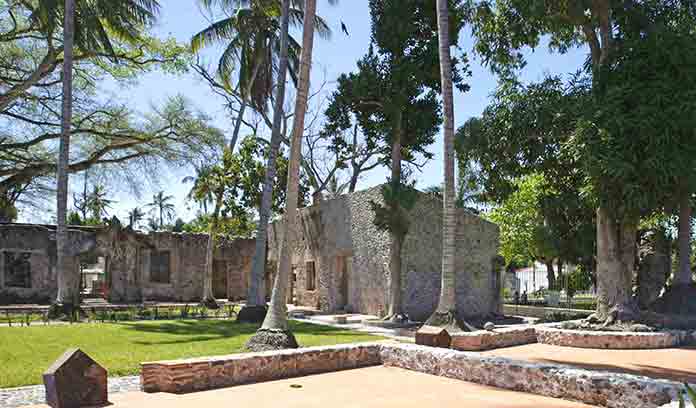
120, 319, 373, 346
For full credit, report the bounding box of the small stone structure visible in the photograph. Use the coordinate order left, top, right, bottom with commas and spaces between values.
415, 326, 452, 348
43, 348, 107, 408
267, 186, 502, 320
536, 327, 690, 349
0, 223, 254, 304
141, 342, 683, 408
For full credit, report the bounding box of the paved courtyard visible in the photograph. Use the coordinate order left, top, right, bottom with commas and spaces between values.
484, 343, 696, 383
26, 366, 595, 408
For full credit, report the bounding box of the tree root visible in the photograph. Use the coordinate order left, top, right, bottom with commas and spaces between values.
245, 328, 299, 352
424, 310, 475, 333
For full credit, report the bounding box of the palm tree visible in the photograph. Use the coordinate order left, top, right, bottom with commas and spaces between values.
47, 0, 160, 317
192, 0, 332, 152
128, 207, 145, 228
422, 0, 472, 333
239, 0, 337, 325
246, 0, 334, 350
146, 191, 176, 230
183, 164, 215, 213
87, 185, 115, 220
54, 0, 77, 315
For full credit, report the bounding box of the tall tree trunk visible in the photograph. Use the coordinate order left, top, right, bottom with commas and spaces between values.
54, 0, 77, 314
545, 260, 556, 291
422, 0, 472, 332
247, 0, 316, 350
676, 190, 693, 286
240, 0, 292, 323
202, 192, 223, 308
594, 206, 639, 324
229, 58, 262, 152
386, 113, 404, 320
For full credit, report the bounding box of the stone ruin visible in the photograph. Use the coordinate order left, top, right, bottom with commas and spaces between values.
0, 222, 255, 304
0, 186, 503, 321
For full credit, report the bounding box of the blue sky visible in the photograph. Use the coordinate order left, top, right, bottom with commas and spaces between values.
55, 0, 587, 225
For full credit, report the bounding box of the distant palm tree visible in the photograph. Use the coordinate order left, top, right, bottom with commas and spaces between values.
87, 185, 115, 220
183, 164, 215, 214
147, 191, 176, 230
128, 207, 145, 229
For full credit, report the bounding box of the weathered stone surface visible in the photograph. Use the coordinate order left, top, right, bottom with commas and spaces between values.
0, 224, 255, 305
380, 343, 682, 408
43, 348, 107, 408
267, 186, 501, 320
536, 327, 688, 349
450, 327, 537, 351
141, 342, 385, 394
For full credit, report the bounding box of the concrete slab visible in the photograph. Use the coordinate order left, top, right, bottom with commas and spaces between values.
26, 366, 595, 408
483, 343, 696, 383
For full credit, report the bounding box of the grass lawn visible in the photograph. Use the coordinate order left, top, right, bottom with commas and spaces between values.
0, 320, 383, 388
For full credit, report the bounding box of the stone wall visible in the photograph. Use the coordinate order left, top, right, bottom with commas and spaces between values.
380, 343, 680, 408
0, 224, 254, 305
141, 343, 383, 394
0, 224, 97, 303
141, 341, 683, 408
535, 327, 690, 349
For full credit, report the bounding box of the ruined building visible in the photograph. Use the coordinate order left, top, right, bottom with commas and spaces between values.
0, 187, 501, 320
0, 223, 254, 304
268, 187, 502, 321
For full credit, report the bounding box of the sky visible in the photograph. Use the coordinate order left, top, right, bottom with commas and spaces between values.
35, 0, 588, 225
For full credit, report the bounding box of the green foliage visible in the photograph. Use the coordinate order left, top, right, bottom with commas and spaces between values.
370, 180, 419, 238
181, 213, 256, 238
487, 174, 555, 266
189, 136, 307, 223
570, 3, 696, 220
566, 265, 593, 298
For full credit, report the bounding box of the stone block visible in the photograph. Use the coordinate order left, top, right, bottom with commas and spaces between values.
415, 325, 451, 348
43, 348, 108, 408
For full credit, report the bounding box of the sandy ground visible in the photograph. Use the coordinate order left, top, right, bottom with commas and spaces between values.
27, 366, 596, 408
484, 343, 696, 383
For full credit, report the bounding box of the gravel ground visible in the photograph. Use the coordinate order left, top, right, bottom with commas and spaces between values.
0, 376, 140, 408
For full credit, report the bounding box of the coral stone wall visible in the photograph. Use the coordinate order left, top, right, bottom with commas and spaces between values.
401, 195, 501, 321
268, 186, 501, 320
536, 327, 689, 349
450, 327, 537, 351
0, 224, 96, 303
126, 233, 254, 303
0, 224, 254, 304
380, 343, 680, 408
141, 343, 383, 394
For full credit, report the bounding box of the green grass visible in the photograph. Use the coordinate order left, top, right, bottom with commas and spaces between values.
0, 320, 382, 388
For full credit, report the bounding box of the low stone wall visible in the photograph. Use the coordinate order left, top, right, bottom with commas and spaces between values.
141, 343, 382, 394
140, 341, 687, 408
536, 327, 689, 349
503, 304, 592, 319
380, 343, 681, 408
450, 327, 537, 351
